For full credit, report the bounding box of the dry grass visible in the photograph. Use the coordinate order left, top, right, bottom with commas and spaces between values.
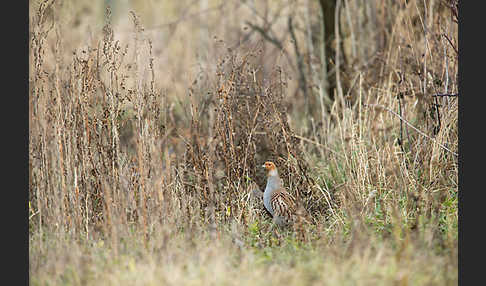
29, 0, 458, 285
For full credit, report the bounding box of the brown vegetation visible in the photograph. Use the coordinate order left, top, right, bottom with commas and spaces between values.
29, 0, 458, 284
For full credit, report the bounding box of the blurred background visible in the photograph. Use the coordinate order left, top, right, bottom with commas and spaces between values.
30, 0, 459, 123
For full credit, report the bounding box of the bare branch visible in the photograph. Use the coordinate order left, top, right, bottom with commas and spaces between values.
244, 21, 283, 50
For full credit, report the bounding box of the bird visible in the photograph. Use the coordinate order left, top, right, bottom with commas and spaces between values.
262, 161, 297, 227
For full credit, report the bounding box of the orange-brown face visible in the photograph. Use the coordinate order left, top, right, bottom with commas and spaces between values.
262, 161, 276, 171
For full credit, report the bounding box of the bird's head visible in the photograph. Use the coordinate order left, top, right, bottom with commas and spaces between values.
262, 161, 278, 177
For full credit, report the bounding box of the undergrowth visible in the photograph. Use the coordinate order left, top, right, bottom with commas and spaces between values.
29, 0, 458, 285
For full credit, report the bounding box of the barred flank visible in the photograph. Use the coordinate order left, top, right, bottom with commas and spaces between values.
271, 188, 296, 224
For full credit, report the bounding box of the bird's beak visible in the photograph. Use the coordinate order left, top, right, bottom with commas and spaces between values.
261, 164, 266, 168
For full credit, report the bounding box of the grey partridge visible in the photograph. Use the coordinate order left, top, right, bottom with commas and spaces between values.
262, 161, 296, 227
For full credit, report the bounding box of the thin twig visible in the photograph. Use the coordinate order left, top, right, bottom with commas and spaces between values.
432, 93, 458, 97
29, 211, 40, 220
397, 94, 405, 153
244, 21, 283, 50
442, 33, 458, 55
243, 21, 297, 74
365, 104, 458, 157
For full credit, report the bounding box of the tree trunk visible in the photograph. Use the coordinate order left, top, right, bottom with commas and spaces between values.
318, 0, 337, 103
